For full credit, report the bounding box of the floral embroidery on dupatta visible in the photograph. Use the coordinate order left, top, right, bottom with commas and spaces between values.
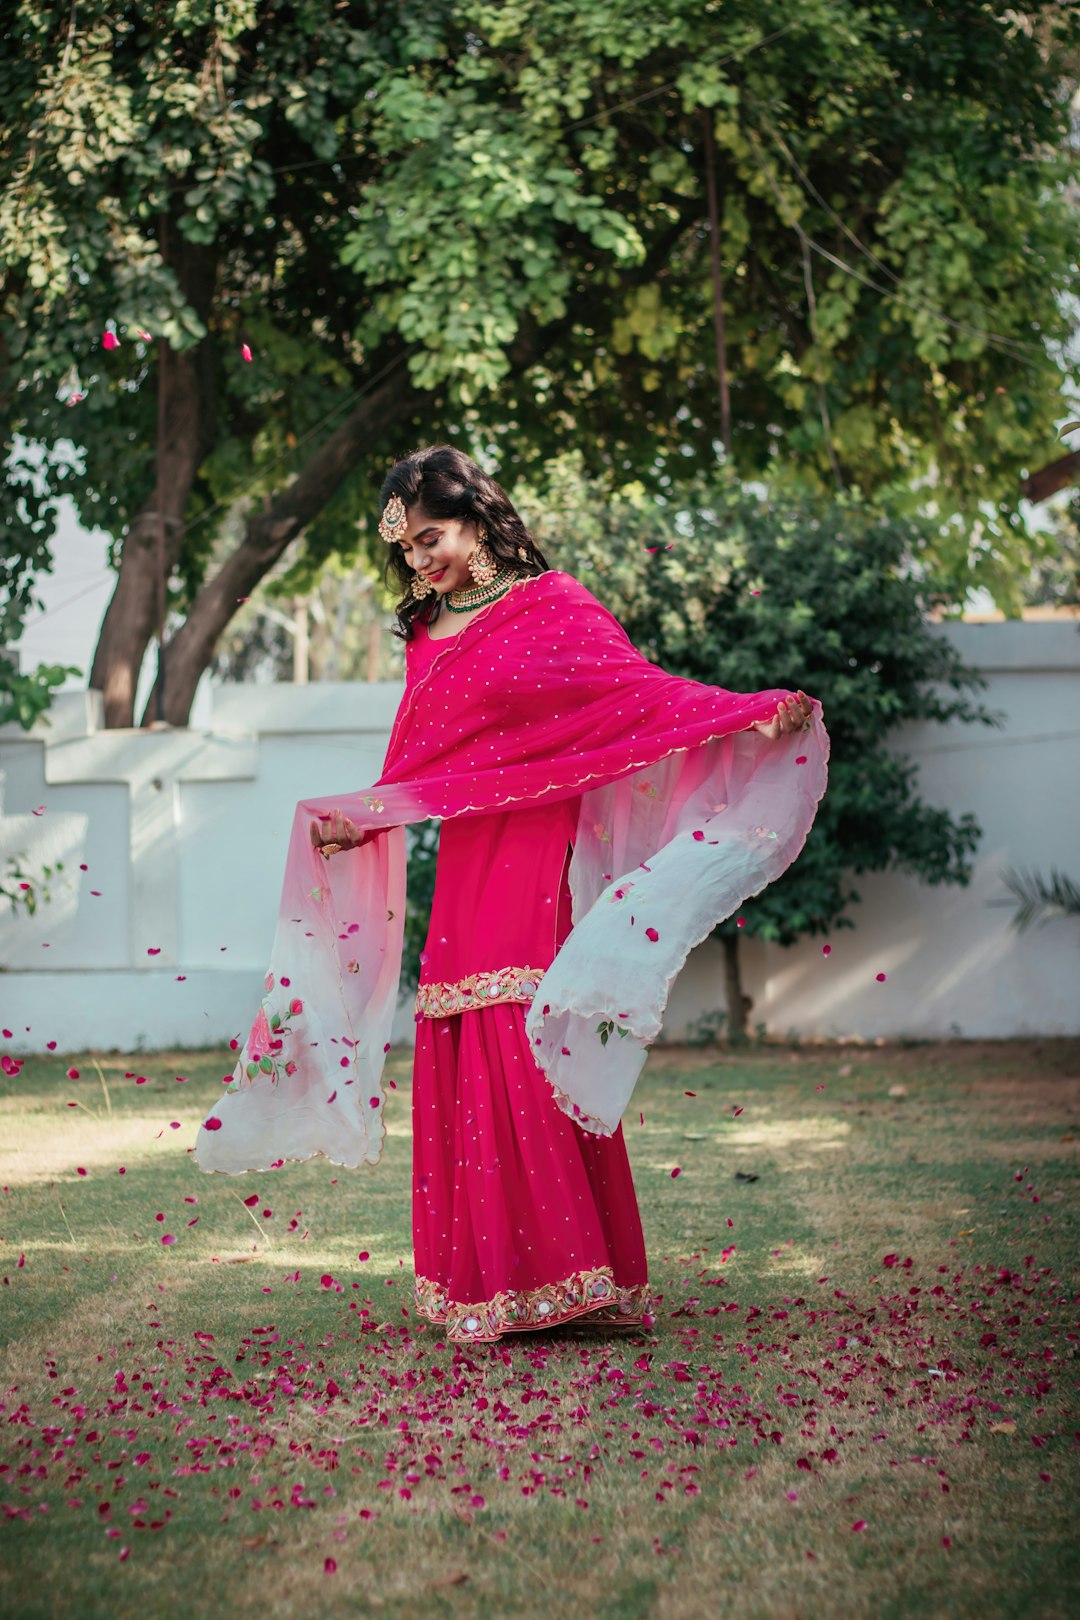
227, 971, 303, 1093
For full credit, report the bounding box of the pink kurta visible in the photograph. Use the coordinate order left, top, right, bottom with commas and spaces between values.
408, 619, 649, 1342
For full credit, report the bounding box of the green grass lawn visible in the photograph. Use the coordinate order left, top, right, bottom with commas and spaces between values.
1, 1038, 1077, 1620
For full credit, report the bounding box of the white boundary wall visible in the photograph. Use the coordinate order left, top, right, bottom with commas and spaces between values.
1, 623, 1077, 1054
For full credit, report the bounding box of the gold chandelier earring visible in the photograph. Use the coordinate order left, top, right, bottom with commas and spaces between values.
411, 571, 434, 600
467, 523, 498, 587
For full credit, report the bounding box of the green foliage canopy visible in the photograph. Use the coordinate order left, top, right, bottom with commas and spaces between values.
1, 0, 1077, 726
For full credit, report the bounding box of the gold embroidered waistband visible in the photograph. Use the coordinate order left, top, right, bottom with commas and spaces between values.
414, 964, 550, 1018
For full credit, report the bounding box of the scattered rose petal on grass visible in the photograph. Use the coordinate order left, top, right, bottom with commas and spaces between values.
102, 330, 119, 350
358, 1251, 369, 1262
324, 1558, 337, 1575
736, 917, 746, 928
684, 1090, 696, 1097
161, 1235, 176, 1246
851, 1520, 867, 1532
66, 1067, 79, 1079
822, 944, 832, 956
241, 343, 253, 362
671, 1168, 682, 1179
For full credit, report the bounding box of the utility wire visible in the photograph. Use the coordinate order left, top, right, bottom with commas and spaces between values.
747, 102, 1053, 362
743, 127, 1054, 378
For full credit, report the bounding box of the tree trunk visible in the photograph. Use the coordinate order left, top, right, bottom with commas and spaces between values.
702, 111, 731, 458
142, 362, 423, 725
89, 237, 217, 727
722, 932, 751, 1043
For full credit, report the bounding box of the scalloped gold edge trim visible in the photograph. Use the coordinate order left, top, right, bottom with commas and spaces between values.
414, 1267, 648, 1341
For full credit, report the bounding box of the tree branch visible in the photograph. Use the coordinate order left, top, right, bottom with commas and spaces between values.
1021, 450, 1080, 505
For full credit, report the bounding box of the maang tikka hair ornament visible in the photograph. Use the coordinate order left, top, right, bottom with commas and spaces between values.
378, 493, 408, 545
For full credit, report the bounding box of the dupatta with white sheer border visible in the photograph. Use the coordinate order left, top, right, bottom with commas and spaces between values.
194, 570, 828, 1175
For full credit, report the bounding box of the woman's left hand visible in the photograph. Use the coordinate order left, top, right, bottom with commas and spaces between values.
751, 689, 814, 741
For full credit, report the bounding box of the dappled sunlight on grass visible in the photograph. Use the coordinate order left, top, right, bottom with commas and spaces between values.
0, 1040, 1077, 1619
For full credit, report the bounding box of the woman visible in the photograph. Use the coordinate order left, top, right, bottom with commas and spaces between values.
194, 446, 827, 1348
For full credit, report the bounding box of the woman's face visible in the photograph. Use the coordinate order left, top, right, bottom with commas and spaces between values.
396, 504, 483, 597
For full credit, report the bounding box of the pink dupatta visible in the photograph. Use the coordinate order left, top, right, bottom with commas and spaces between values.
194, 570, 828, 1174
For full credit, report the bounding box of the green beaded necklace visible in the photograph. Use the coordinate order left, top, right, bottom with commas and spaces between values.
445, 564, 521, 613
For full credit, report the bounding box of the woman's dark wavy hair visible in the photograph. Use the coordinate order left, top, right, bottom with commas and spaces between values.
378, 443, 552, 641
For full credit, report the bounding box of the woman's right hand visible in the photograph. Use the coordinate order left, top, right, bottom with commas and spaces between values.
309, 808, 366, 858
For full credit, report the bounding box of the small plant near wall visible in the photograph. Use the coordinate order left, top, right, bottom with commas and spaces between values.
0, 853, 65, 920
997, 867, 1080, 933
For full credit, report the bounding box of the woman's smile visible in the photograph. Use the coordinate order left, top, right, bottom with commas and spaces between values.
425, 565, 449, 583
